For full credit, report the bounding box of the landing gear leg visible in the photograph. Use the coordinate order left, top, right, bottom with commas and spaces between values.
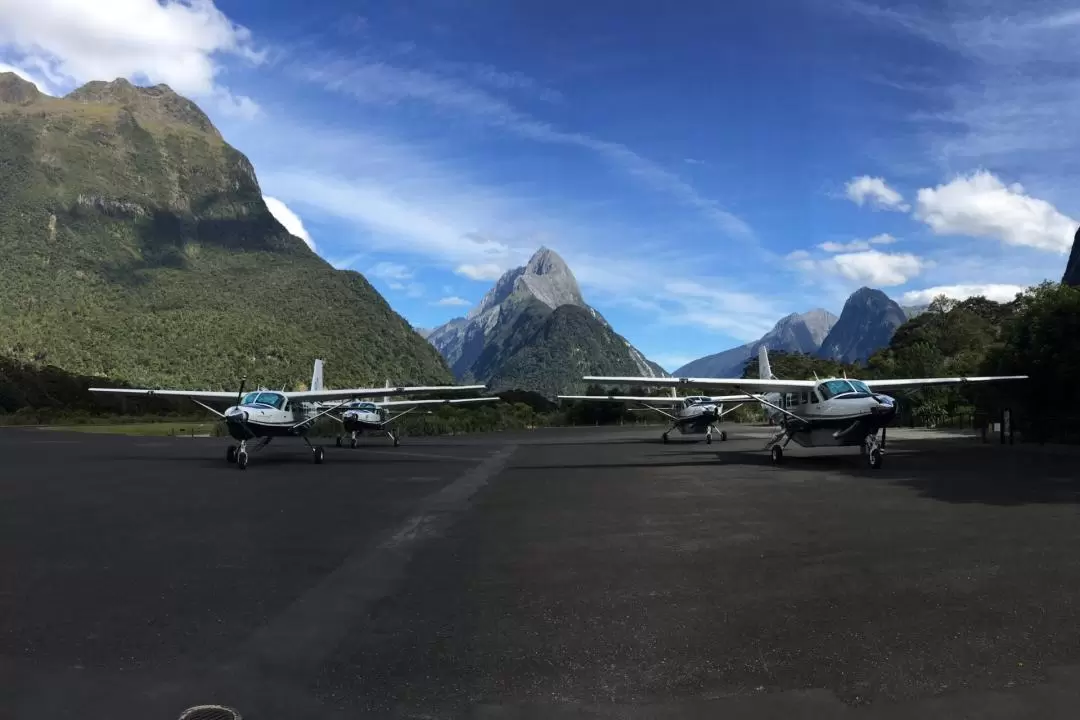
236, 439, 249, 470
387, 430, 399, 447
350, 431, 358, 449
706, 426, 713, 444
301, 434, 325, 464
865, 431, 884, 469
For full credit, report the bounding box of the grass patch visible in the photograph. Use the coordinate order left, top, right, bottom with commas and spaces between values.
45, 421, 214, 436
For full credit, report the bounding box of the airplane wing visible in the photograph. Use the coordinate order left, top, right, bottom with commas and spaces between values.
287, 384, 488, 402
558, 395, 682, 404
558, 394, 749, 403
865, 375, 1029, 391
374, 397, 499, 408
582, 376, 816, 393
88, 388, 239, 401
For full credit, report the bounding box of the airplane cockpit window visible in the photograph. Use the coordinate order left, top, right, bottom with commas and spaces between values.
252, 392, 285, 409
849, 380, 872, 395
240, 392, 261, 406
818, 380, 856, 400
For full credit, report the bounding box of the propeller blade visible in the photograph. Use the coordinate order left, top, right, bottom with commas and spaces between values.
235, 376, 247, 407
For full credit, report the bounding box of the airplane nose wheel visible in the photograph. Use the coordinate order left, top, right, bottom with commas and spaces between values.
350, 437, 358, 449
869, 447, 883, 469
237, 451, 248, 470
770, 445, 784, 464
706, 434, 712, 445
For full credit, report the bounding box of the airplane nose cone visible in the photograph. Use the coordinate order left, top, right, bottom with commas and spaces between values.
226, 408, 248, 423
871, 395, 897, 421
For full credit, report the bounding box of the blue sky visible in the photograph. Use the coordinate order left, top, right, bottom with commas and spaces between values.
2, 0, 1078, 371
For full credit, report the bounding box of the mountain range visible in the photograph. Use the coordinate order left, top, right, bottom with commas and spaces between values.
674, 287, 910, 377
0, 72, 449, 389
426, 248, 666, 395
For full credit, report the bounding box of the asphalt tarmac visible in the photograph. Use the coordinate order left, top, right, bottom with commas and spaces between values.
4, 424, 1080, 719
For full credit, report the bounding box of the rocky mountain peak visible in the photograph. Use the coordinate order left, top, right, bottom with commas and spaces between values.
65, 78, 221, 137
0, 72, 42, 104
516, 247, 585, 311
1064, 225, 1080, 287
817, 287, 906, 364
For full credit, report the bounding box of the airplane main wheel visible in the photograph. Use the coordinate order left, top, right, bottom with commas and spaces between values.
226, 445, 237, 464
335, 436, 342, 448
720, 431, 728, 441
662, 434, 669, 444
350, 437, 357, 449
770, 445, 784, 465
237, 451, 248, 470
392, 437, 400, 447
313, 446, 325, 464
869, 448, 883, 469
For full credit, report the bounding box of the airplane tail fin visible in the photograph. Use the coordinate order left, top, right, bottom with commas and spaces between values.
758, 346, 775, 380
311, 359, 325, 392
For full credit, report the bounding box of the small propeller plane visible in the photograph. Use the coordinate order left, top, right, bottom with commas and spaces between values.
89, 360, 486, 469
557, 387, 748, 444
581, 346, 1027, 469
311, 365, 499, 448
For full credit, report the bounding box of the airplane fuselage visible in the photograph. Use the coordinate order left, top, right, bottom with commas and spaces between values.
763, 385, 897, 448
223, 391, 320, 440
672, 402, 723, 435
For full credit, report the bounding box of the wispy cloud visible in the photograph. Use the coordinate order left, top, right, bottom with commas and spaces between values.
434, 296, 470, 307
818, 233, 897, 253
299, 57, 752, 240
845, 1, 1080, 203
456, 263, 504, 281
368, 262, 413, 281
845, 176, 910, 211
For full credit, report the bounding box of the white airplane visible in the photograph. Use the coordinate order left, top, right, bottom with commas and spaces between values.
89, 360, 486, 469
318, 369, 499, 448
582, 346, 1027, 469
558, 387, 748, 444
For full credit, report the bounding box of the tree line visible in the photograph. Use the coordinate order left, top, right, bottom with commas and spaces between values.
3, 282, 1078, 440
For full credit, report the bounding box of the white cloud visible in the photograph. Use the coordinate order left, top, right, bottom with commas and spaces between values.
818, 233, 897, 253
790, 249, 926, 287
0, 0, 261, 112
435, 296, 470, 307
455, 263, 504, 281
914, 170, 1076, 252
845, 176, 910, 211
0, 61, 55, 94
900, 283, 1025, 305
368, 262, 413, 281
263, 196, 316, 252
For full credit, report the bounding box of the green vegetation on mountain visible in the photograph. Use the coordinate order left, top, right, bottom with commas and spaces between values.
486, 304, 662, 396
0, 73, 450, 390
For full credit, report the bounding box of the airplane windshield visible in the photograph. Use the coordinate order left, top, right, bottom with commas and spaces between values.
817, 380, 857, 400
849, 380, 872, 395
241, 392, 285, 409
